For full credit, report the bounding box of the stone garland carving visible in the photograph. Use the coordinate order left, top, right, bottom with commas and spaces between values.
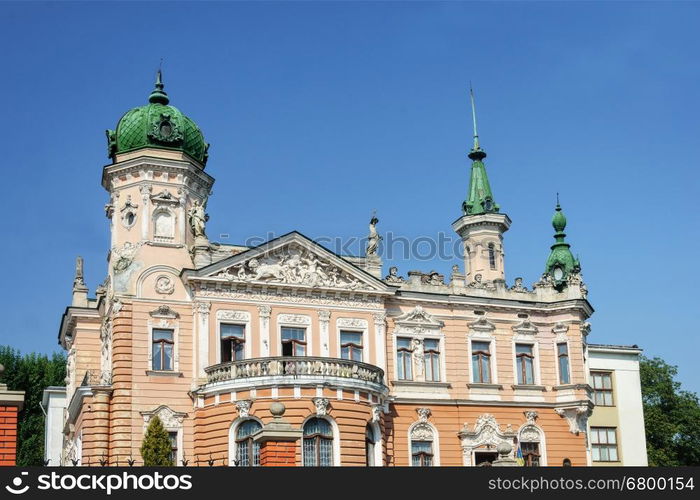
416, 407, 432, 423
410, 422, 435, 441
142, 405, 186, 430
214, 244, 371, 291
458, 414, 516, 466
312, 397, 330, 416
384, 266, 405, 284
100, 318, 112, 386
318, 310, 331, 322
372, 312, 387, 324
258, 305, 272, 319
194, 285, 384, 308
278, 313, 311, 326
192, 301, 211, 316
155, 275, 175, 295
111, 241, 143, 273
337, 318, 368, 329
216, 310, 251, 322
235, 400, 252, 418
519, 425, 542, 443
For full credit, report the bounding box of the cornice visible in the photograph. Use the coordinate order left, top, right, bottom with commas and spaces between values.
101, 156, 214, 191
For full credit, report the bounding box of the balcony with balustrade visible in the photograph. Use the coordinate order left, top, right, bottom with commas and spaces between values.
200, 356, 388, 397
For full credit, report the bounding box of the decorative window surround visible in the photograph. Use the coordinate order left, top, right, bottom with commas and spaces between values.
517, 410, 548, 466
141, 405, 186, 466
336, 317, 369, 362
228, 416, 264, 466
511, 341, 542, 386
512, 319, 539, 339
390, 306, 446, 384
408, 408, 440, 466
458, 413, 516, 466
215, 310, 252, 361
147, 317, 180, 372
301, 415, 341, 466
277, 313, 312, 356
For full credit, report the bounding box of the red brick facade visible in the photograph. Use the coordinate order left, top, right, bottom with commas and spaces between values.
0, 405, 20, 466
259, 441, 297, 466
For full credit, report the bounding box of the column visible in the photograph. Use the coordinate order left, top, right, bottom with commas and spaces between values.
373, 312, 387, 374
193, 302, 211, 380
253, 403, 302, 467
318, 310, 331, 357
258, 305, 271, 357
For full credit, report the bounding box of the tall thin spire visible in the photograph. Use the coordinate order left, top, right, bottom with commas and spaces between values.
462, 84, 497, 215
470, 83, 480, 152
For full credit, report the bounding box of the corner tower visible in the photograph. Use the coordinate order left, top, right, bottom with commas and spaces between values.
542, 199, 581, 289
452, 89, 511, 284
102, 71, 216, 296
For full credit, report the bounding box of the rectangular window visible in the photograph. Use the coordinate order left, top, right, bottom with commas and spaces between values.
521, 442, 540, 466
281, 327, 306, 356
168, 431, 178, 465
340, 331, 363, 361
557, 343, 570, 384
411, 441, 433, 466
515, 344, 535, 385
396, 337, 413, 380
591, 372, 614, 406
591, 427, 619, 462
152, 329, 174, 371
471, 341, 491, 383
220, 323, 245, 363
424, 339, 441, 382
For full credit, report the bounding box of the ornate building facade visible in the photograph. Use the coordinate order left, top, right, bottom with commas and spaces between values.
51, 75, 643, 467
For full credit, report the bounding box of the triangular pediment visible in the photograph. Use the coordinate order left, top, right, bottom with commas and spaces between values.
184, 231, 391, 293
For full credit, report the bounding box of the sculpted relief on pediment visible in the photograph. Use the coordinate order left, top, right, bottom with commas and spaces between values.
213, 243, 374, 291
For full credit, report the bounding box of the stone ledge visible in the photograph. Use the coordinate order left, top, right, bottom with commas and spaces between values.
145, 370, 184, 378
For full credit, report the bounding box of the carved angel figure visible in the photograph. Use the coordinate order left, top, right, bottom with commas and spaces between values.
366, 214, 382, 256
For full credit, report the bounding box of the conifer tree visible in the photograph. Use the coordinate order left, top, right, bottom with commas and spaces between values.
140, 416, 174, 466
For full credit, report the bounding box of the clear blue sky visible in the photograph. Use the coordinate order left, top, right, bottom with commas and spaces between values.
0, 2, 698, 392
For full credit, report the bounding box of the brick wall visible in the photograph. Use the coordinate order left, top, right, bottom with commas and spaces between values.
0, 405, 19, 466
259, 441, 296, 466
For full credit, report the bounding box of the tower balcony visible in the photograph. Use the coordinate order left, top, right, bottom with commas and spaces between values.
201, 356, 387, 396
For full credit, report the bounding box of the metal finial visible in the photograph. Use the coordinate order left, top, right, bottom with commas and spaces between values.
469, 83, 480, 151
556, 192, 561, 209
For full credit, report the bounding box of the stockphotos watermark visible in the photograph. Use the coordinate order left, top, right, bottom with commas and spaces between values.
234, 232, 467, 262
4, 470, 192, 496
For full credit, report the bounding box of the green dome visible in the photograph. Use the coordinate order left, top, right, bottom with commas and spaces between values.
106, 71, 209, 165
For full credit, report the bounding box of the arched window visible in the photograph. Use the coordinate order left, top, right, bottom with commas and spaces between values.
488, 243, 496, 270
303, 418, 333, 466
154, 210, 174, 239
365, 424, 377, 466
235, 420, 262, 466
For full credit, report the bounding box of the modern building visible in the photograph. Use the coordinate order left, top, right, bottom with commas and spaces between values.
587, 344, 648, 466
50, 74, 646, 466
42, 386, 68, 466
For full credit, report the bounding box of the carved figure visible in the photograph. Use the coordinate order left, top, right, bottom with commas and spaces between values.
187, 200, 208, 238
385, 266, 405, 284
366, 213, 382, 256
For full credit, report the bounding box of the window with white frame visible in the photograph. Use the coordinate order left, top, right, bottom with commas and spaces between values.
591, 371, 614, 406
220, 323, 245, 363
236, 420, 262, 466
281, 327, 306, 356
152, 328, 174, 371
303, 418, 333, 466
411, 440, 433, 466
424, 339, 441, 382
396, 337, 413, 380
340, 331, 363, 361
471, 340, 492, 383
515, 343, 535, 385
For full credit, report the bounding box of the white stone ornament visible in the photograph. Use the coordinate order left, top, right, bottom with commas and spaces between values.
155, 275, 175, 295
313, 397, 330, 416
416, 407, 431, 422
236, 400, 252, 418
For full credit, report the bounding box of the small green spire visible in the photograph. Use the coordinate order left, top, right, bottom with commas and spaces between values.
544, 197, 580, 285
149, 69, 170, 105
462, 86, 499, 215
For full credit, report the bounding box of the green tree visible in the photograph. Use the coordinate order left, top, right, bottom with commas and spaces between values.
0, 346, 66, 466
640, 356, 700, 466
140, 416, 174, 466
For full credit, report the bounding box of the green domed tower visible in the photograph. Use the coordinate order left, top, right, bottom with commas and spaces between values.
544, 200, 581, 287
106, 71, 209, 166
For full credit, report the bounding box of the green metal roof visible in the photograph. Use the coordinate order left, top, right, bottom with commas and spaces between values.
106, 71, 209, 165
544, 202, 580, 284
